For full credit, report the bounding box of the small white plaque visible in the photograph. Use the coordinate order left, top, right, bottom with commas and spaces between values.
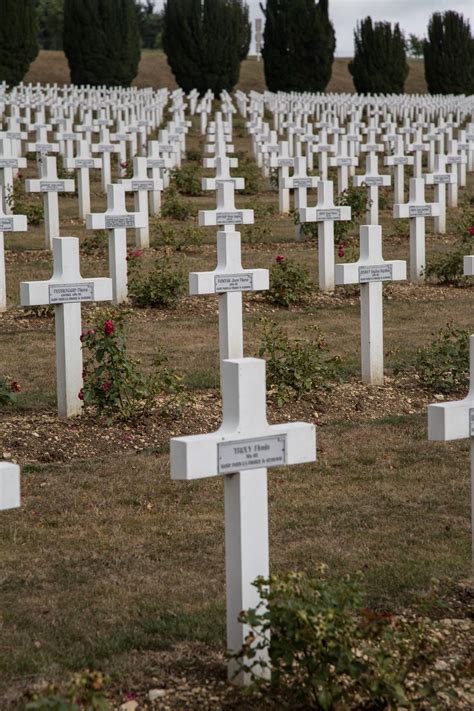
216, 212, 243, 224
0, 158, 18, 167
48, 282, 95, 304
316, 208, 341, 220
214, 273, 253, 293
40, 181, 66, 192
131, 180, 154, 191
105, 215, 135, 228
470, 409, 474, 437
218, 435, 287, 474
359, 264, 393, 283
75, 159, 95, 168
364, 176, 385, 186
0, 217, 14, 231
409, 205, 433, 217
293, 178, 314, 188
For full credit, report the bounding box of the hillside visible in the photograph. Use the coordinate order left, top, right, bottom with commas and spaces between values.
24, 50, 428, 94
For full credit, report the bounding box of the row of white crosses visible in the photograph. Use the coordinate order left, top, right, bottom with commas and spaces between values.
171, 117, 316, 684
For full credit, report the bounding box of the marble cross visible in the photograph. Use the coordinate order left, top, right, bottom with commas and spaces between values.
335, 225, 406, 385
0, 462, 20, 511
20, 237, 113, 417
120, 156, 161, 248
354, 154, 391, 225
25, 156, 75, 249
0, 192, 27, 312
86, 184, 147, 304
299, 180, 351, 291
428, 334, 474, 568
65, 139, 101, 219
393, 178, 440, 282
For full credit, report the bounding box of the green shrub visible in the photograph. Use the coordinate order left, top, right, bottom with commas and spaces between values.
414, 323, 469, 394
236, 569, 456, 710
161, 186, 192, 221
0, 376, 21, 407
6, 179, 43, 225
265, 255, 312, 307
80, 312, 183, 421
171, 164, 202, 196
128, 253, 186, 308
258, 318, 341, 405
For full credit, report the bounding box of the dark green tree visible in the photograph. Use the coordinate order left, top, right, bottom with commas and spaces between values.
135, 0, 164, 49
36, 0, 64, 50
423, 11, 474, 95
260, 0, 335, 93
349, 17, 408, 94
163, 0, 250, 94
63, 0, 141, 87
0, 0, 38, 85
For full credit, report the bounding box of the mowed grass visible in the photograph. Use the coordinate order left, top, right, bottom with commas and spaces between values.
0, 109, 472, 700
24, 50, 428, 94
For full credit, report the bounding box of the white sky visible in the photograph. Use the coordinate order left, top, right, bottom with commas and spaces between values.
155, 0, 474, 56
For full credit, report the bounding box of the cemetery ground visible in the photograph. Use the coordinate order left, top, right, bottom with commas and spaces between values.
1, 115, 473, 709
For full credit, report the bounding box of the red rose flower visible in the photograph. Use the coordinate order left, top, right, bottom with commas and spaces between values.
275, 255, 285, 263
104, 320, 114, 336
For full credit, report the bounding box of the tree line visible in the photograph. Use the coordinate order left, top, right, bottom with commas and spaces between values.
0, 0, 473, 96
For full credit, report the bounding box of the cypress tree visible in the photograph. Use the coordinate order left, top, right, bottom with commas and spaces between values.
423, 11, 474, 95
63, 0, 140, 87
260, 0, 335, 93
349, 17, 408, 94
0, 0, 38, 85
162, 0, 250, 94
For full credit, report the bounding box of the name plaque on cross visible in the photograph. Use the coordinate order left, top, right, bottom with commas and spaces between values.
470, 408, 474, 438
316, 208, 341, 220
216, 212, 243, 224
409, 205, 433, 217
105, 215, 135, 229
0, 217, 16, 231
48, 283, 95, 304
218, 435, 287, 473
358, 264, 393, 283
131, 180, 154, 190
40, 181, 66, 192
215, 274, 254, 292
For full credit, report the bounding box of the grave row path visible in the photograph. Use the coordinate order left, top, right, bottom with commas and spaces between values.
1, 83, 474, 687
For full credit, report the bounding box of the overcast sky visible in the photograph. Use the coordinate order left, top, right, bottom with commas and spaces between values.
155, 0, 474, 56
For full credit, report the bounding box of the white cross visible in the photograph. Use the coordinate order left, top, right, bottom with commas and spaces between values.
329, 138, 359, 194
393, 178, 440, 282
335, 225, 406, 384
0, 462, 20, 511
199, 181, 253, 230
0, 191, 27, 311
120, 157, 161, 248
384, 135, 414, 204
354, 154, 391, 225
25, 156, 75, 249
20, 237, 112, 417
0, 138, 27, 214
424, 154, 455, 234
86, 184, 147, 304
202, 156, 245, 192
92, 128, 120, 192
65, 140, 101, 219
171, 357, 316, 682
299, 180, 352, 291
428, 334, 474, 569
